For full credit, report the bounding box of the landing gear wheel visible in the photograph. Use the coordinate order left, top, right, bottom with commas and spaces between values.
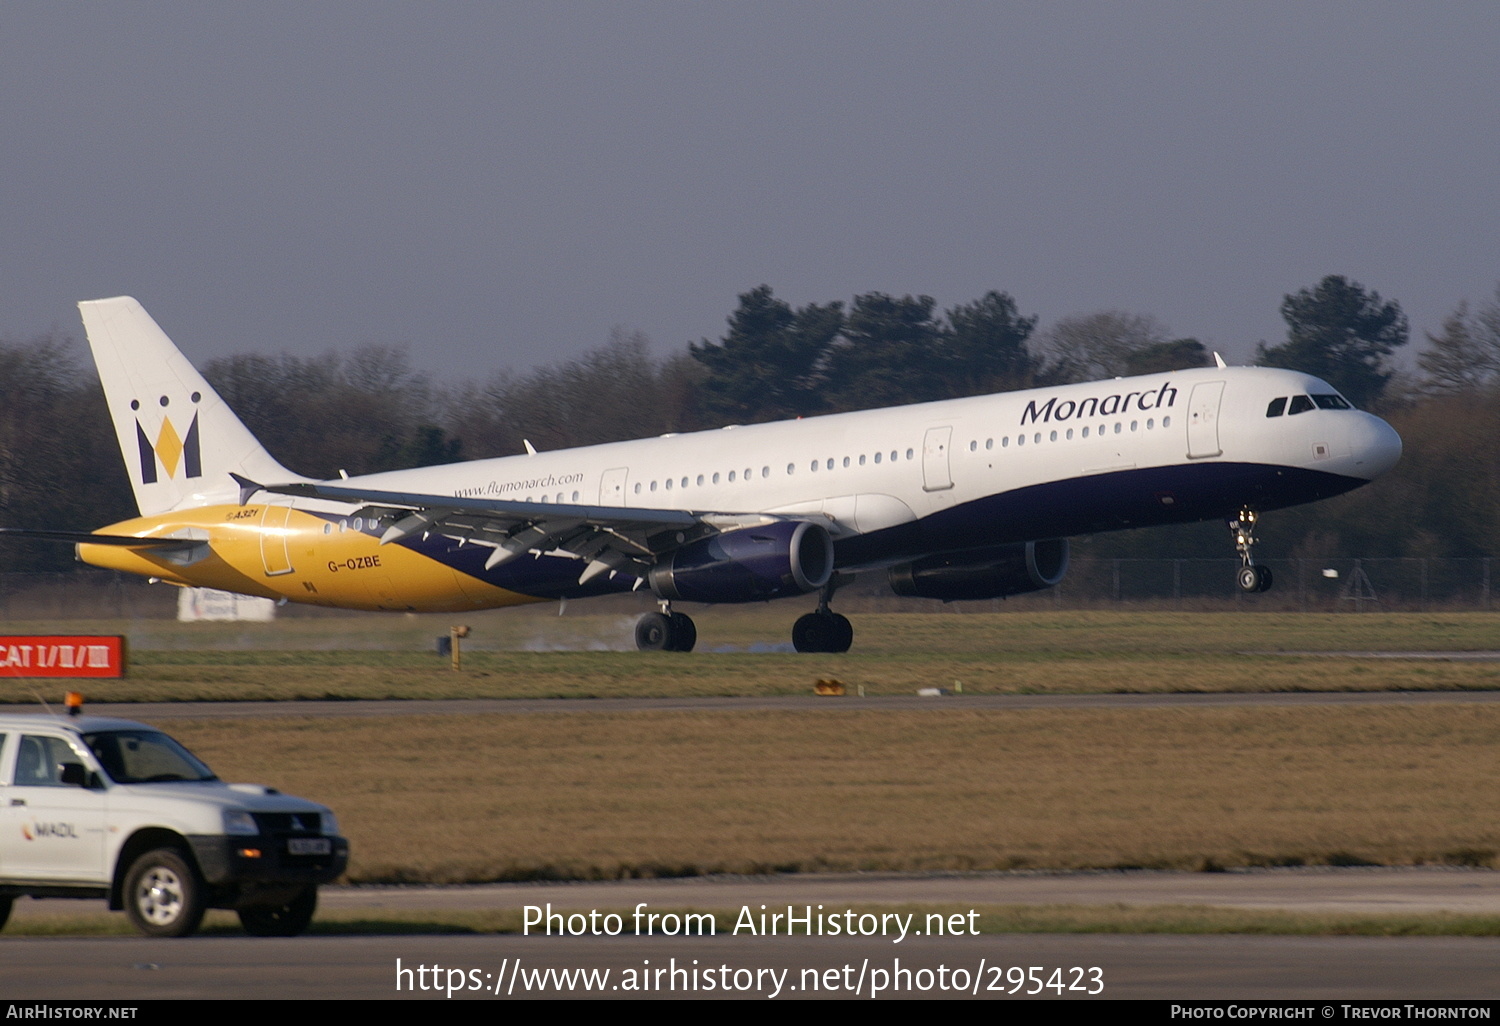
239, 886, 318, 937
792, 614, 821, 652
635, 611, 697, 652
635, 612, 670, 650
124, 848, 205, 938
1237, 565, 1271, 594
1229, 508, 1273, 594
667, 612, 697, 652
792, 611, 854, 653
827, 613, 853, 652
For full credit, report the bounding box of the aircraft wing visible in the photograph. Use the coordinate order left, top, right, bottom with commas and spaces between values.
240, 476, 804, 584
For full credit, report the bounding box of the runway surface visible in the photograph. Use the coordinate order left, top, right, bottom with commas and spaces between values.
6, 869, 1499, 1000
309, 866, 1500, 916
4, 933, 1499, 1000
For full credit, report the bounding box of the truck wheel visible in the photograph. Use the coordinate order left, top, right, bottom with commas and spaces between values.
238, 886, 317, 937
0, 895, 12, 932
124, 848, 205, 938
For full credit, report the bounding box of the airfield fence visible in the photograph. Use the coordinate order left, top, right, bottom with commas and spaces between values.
0, 559, 1494, 620
1014, 556, 1494, 612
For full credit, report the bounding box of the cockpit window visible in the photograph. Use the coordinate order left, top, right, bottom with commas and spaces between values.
1266, 397, 1287, 417
1311, 393, 1352, 410
84, 730, 218, 784
1287, 395, 1315, 415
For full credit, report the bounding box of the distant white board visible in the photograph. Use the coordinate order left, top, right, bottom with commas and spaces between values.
177, 588, 277, 622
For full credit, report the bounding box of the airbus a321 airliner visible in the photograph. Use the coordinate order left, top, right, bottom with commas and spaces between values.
4, 297, 1402, 652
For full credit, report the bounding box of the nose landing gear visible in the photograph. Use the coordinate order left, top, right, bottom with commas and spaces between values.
1231, 509, 1273, 593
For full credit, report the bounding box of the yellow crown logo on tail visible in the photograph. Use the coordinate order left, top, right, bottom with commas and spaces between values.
134, 405, 201, 484
155, 418, 184, 477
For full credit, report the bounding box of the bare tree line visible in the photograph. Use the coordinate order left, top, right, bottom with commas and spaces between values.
1, 280, 1497, 573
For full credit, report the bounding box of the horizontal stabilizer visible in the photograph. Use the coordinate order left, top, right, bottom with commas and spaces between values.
0, 527, 194, 548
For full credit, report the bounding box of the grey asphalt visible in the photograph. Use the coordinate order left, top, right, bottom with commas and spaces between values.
2, 933, 1497, 1000
6, 868, 1500, 999
13, 867, 1499, 924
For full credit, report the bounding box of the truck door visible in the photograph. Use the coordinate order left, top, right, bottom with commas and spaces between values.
3, 734, 107, 882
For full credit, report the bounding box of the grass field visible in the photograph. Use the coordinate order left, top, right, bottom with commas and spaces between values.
2, 611, 1496, 703
149, 702, 1500, 883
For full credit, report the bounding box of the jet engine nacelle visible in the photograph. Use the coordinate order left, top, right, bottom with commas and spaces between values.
649, 520, 834, 604
888, 539, 1070, 602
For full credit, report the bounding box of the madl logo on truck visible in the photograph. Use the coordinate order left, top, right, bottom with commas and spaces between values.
0, 636, 125, 677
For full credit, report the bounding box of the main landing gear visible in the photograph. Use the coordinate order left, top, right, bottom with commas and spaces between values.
634, 582, 856, 654
635, 601, 697, 652
1231, 508, 1273, 593
791, 581, 853, 654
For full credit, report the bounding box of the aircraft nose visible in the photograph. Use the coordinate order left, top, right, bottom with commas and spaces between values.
1348, 412, 1402, 479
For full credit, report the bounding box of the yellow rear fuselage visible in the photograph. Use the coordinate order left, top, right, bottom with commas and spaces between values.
78, 506, 536, 613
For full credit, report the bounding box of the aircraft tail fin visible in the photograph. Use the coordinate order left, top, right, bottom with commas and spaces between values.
78, 296, 306, 516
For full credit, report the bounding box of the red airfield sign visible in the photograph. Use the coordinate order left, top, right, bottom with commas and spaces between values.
0, 636, 126, 678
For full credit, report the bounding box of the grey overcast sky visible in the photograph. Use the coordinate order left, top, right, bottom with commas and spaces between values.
3, 2, 1498, 375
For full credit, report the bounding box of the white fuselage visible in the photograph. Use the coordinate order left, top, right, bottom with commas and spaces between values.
329, 365, 1398, 559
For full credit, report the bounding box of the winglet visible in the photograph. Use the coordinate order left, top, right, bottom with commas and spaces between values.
1213, 352, 1228, 369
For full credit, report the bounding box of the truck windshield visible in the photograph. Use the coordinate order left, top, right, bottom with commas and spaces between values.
83, 730, 218, 784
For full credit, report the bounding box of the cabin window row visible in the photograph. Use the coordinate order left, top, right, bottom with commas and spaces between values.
967, 415, 1173, 452
628, 447, 927, 496
633, 465, 767, 495
324, 413, 1184, 523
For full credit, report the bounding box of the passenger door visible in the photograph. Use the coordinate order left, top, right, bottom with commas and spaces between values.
922, 427, 954, 492
1186, 381, 1225, 459
599, 467, 629, 506
259, 503, 296, 576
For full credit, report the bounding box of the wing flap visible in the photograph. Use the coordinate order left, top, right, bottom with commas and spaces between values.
239, 477, 816, 584
249, 478, 699, 528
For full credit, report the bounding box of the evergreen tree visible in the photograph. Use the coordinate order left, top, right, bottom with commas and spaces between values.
942, 290, 1038, 393
689, 285, 842, 423
823, 292, 949, 409
1258, 275, 1408, 408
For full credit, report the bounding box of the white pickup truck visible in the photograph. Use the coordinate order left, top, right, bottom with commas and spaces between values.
0, 711, 348, 937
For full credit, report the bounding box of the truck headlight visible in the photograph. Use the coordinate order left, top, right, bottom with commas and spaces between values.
223, 810, 259, 836
320, 812, 340, 836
